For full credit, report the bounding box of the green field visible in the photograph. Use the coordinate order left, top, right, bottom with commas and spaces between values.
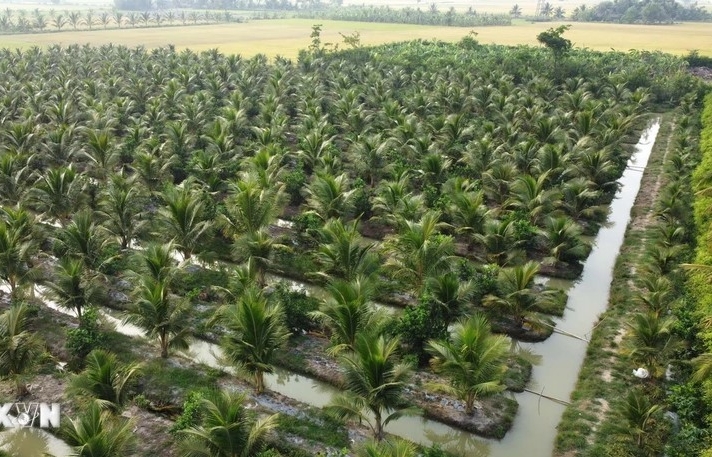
0, 19, 710, 58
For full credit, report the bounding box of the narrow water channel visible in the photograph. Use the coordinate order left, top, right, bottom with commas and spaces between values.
25, 119, 660, 456
489, 118, 661, 457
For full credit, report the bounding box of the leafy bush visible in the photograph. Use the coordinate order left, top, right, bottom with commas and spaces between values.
270, 283, 319, 335
170, 390, 204, 434
392, 293, 448, 365
66, 307, 105, 362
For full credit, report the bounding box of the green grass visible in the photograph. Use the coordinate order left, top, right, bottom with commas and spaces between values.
553, 112, 678, 456
276, 408, 350, 449
0, 19, 709, 59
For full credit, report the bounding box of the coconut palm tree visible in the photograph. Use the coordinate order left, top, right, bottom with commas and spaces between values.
135, 242, 179, 284
305, 172, 356, 221
315, 218, 379, 282
160, 182, 211, 260
506, 173, 561, 226
45, 257, 100, 319
383, 211, 454, 294
509, 4, 522, 17
311, 278, 386, 354
483, 261, 550, 328
426, 273, 473, 323
540, 216, 590, 264
69, 350, 141, 413
0, 154, 31, 206
56, 210, 112, 271
427, 313, 510, 415
30, 166, 83, 227
327, 333, 418, 441
219, 173, 285, 238
0, 219, 38, 300
626, 312, 681, 377
213, 287, 289, 394
62, 401, 136, 456
82, 10, 95, 30
448, 187, 490, 240
82, 129, 119, 181
0, 303, 43, 395
179, 390, 278, 457
372, 171, 424, 226
473, 219, 524, 266
613, 389, 663, 449
97, 174, 146, 250
124, 276, 190, 359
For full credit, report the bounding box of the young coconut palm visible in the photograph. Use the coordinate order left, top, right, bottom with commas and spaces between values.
427, 313, 510, 415
383, 211, 455, 295
626, 311, 681, 378
45, 257, 101, 319
327, 333, 418, 441
69, 349, 141, 413
213, 287, 289, 394
62, 401, 136, 456
483, 261, 552, 328
160, 181, 211, 260
311, 278, 386, 354
315, 218, 380, 282
0, 218, 39, 300
124, 276, 190, 359
97, 173, 146, 250
0, 303, 43, 395
179, 389, 279, 457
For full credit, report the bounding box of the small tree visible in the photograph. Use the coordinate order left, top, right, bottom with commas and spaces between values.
536, 25, 572, 79
427, 314, 510, 415
179, 390, 278, 457
69, 350, 141, 413
0, 303, 43, 396
328, 334, 418, 441
214, 287, 289, 393
62, 401, 136, 456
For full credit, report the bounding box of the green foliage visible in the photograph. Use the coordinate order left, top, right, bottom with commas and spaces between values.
276, 410, 349, 448
393, 294, 448, 365
295, 6, 511, 27
66, 306, 106, 362
172, 267, 230, 298
171, 390, 205, 434
179, 389, 278, 457
284, 165, 307, 205
69, 349, 142, 413
61, 401, 136, 457
536, 25, 572, 58
573, 0, 710, 24
270, 283, 319, 335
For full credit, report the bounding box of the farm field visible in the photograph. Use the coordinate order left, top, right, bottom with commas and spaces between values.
0, 19, 710, 58
0, 28, 705, 457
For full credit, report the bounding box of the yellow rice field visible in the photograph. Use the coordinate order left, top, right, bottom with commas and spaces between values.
0, 19, 709, 59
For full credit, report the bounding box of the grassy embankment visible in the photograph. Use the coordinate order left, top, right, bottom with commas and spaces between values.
555, 100, 708, 456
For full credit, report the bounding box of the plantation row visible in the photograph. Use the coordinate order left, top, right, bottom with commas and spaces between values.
0, 8, 246, 35
553, 93, 706, 456
0, 38, 704, 455
677, 93, 712, 457
293, 6, 511, 27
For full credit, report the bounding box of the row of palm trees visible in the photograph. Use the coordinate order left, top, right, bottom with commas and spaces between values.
0, 41, 696, 454
585, 101, 703, 454
0, 8, 242, 34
